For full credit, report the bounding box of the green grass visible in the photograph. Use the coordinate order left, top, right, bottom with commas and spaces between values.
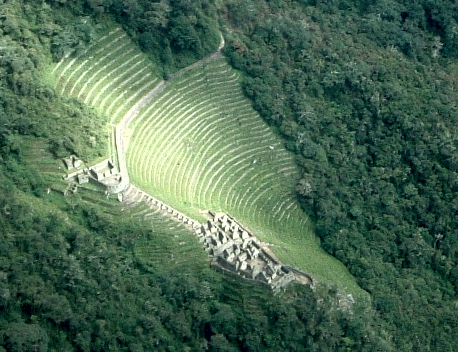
130, 204, 210, 273
47, 25, 366, 299
20, 137, 66, 187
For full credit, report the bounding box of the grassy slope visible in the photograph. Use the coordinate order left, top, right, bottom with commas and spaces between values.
44, 25, 160, 126
46, 22, 365, 298
127, 57, 365, 297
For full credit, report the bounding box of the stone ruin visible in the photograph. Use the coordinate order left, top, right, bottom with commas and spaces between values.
64, 183, 78, 196
63, 155, 87, 182
62, 156, 124, 193
119, 185, 313, 293
63, 155, 83, 171
195, 212, 306, 294
89, 159, 118, 181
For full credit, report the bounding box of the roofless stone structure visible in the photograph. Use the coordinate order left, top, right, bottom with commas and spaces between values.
197, 211, 312, 293
62, 157, 125, 193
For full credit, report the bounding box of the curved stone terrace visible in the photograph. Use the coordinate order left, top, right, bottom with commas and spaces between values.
60, 31, 313, 293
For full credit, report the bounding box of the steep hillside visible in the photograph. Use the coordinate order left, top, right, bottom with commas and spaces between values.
222, 0, 458, 350
1, 1, 388, 351
47, 16, 363, 296
49, 26, 160, 125
126, 55, 363, 295
4, 0, 458, 350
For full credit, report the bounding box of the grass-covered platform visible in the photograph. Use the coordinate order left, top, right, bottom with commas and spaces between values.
47, 27, 160, 125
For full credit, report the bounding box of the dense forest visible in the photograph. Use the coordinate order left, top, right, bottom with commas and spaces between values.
1, 0, 458, 350
223, 0, 458, 350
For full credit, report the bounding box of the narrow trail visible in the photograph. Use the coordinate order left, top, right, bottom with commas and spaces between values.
113, 32, 226, 193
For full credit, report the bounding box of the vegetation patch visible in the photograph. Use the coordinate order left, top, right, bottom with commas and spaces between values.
46, 25, 160, 125
0, 1, 399, 351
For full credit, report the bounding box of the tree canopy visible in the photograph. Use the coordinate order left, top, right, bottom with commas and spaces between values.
223, 0, 458, 350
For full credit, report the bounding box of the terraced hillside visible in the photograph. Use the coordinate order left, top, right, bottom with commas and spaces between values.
126, 58, 362, 295
73, 186, 209, 275
48, 25, 363, 296
47, 26, 161, 163
50, 27, 160, 124
125, 201, 209, 275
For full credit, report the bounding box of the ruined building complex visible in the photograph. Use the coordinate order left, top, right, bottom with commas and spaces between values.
63, 156, 125, 194
197, 212, 304, 294
120, 185, 313, 293
62, 154, 313, 293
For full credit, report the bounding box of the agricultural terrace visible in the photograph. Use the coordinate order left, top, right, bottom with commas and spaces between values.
122, 200, 210, 275
126, 57, 362, 296
49, 26, 160, 127
48, 25, 363, 296
47, 26, 161, 165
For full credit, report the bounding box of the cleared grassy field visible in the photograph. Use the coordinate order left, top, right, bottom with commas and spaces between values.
134, 234, 208, 274
47, 26, 365, 298
130, 203, 210, 274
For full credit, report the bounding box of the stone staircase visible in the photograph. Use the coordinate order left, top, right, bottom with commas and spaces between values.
120, 185, 200, 232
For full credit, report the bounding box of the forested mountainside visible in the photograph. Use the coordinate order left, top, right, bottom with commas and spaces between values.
222, 0, 458, 350
0, 0, 457, 351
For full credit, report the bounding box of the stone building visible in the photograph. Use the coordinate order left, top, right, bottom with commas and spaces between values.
63, 156, 125, 194
77, 172, 89, 184
195, 211, 306, 293
89, 159, 118, 181
63, 155, 83, 170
